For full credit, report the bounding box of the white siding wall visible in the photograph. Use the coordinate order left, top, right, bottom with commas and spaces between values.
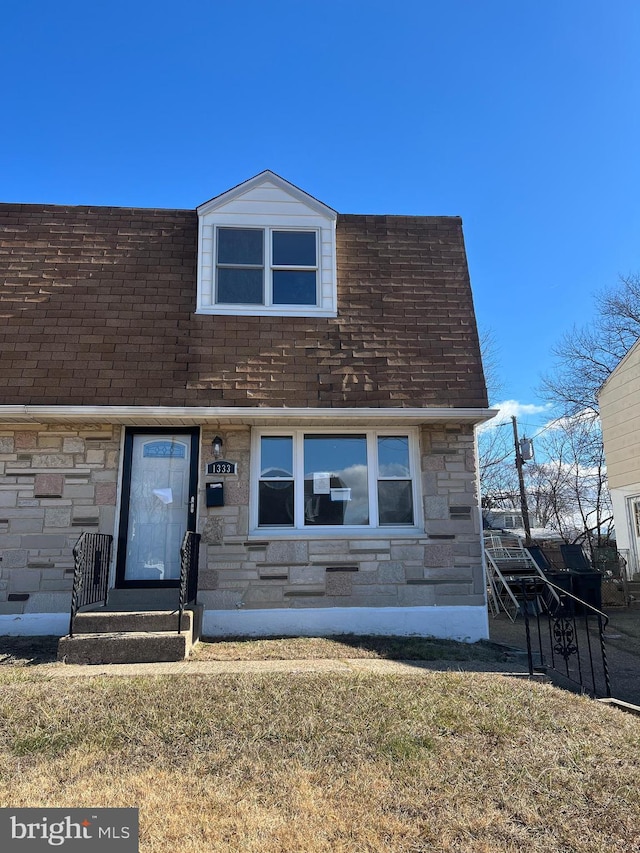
197, 180, 337, 316
600, 340, 640, 491
600, 341, 640, 573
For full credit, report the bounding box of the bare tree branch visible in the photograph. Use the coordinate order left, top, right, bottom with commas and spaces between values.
539, 274, 640, 417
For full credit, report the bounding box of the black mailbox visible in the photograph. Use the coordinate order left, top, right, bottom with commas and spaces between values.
206, 482, 224, 507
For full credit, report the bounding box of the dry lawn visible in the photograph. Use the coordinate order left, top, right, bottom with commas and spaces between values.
192, 634, 511, 662
0, 669, 639, 852
0, 634, 515, 667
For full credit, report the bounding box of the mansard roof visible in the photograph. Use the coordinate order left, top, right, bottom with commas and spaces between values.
0, 192, 488, 409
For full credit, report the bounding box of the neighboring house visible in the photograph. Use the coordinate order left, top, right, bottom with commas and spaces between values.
482, 507, 558, 542
483, 508, 530, 531
0, 171, 495, 642
600, 339, 640, 579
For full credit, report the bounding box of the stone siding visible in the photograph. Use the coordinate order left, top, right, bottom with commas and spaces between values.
0, 422, 485, 619
0, 424, 120, 614
197, 423, 485, 613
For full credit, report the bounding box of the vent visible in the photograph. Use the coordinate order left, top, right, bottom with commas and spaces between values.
449, 505, 472, 520
325, 565, 359, 573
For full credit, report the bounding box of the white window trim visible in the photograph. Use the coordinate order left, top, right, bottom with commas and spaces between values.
214, 226, 320, 310
250, 427, 423, 536
197, 213, 337, 318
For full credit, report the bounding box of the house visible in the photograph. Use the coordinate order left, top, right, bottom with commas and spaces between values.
0, 171, 495, 654
599, 338, 640, 580
482, 507, 563, 545
483, 508, 530, 532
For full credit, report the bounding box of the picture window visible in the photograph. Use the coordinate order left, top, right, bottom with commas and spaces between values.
255, 431, 417, 530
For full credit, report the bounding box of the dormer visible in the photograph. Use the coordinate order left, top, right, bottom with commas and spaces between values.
196, 171, 337, 317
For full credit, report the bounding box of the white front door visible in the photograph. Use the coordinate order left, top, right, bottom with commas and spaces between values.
117, 430, 199, 586
627, 496, 640, 577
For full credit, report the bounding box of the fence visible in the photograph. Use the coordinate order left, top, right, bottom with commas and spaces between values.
69, 532, 113, 637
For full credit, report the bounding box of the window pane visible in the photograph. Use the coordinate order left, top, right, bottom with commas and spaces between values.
378, 480, 414, 526
259, 481, 294, 526
217, 228, 263, 265
272, 231, 316, 266
261, 436, 293, 478
217, 268, 264, 304
303, 435, 368, 525
273, 271, 317, 305
378, 436, 410, 478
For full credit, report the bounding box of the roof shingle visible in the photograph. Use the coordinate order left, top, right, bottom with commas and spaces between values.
0, 203, 487, 409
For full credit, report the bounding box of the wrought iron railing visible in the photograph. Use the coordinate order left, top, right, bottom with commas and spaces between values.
69, 532, 113, 637
518, 577, 611, 698
178, 530, 200, 634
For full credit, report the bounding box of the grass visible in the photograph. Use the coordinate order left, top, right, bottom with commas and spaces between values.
0, 670, 639, 852
0, 635, 59, 666
192, 634, 513, 662
0, 634, 515, 667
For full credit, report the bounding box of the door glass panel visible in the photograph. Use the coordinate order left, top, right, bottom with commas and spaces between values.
630, 498, 640, 577
125, 435, 191, 581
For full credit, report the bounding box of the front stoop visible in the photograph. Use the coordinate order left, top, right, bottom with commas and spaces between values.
57, 606, 203, 665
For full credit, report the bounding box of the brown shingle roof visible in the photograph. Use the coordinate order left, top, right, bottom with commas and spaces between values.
0, 203, 487, 408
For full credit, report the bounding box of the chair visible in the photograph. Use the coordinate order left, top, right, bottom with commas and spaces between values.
484, 535, 560, 621
526, 545, 553, 572
560, 544, 592, 572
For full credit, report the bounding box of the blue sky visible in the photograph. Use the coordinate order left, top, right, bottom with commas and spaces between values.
2, 1, 639, 435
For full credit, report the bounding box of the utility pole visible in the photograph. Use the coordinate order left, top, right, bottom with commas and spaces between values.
511, 416, 533, 545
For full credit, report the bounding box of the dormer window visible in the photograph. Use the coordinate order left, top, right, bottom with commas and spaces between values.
216, 228, 318, 306
216, 228, 264, 304
197, 171, 337, 318
272, 231, 317, 305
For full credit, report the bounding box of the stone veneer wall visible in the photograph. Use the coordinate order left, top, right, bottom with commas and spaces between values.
0, 422, 485, 621
198, 424, 485, 612
0, 424, 120, 616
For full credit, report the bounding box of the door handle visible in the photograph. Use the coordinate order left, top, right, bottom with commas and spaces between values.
189, 496, 195, 514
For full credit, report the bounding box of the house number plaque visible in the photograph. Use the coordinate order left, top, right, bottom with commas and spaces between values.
206, 460, 237, 476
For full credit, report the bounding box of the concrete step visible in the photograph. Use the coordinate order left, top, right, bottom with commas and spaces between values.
106, 588, 180, 610
72, 610, 193, 635
58, 631, 190, 665
59, 606, 203, 665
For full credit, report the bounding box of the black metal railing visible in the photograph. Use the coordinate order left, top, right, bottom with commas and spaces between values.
178, 530, 201, 634
518, 577, 611, 698
69, 532, 113, 637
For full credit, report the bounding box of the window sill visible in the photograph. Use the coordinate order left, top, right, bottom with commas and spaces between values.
247, 527, 425, 540
195, 307, 337, 319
